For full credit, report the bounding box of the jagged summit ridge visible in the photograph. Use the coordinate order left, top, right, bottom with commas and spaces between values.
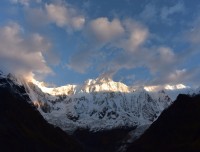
31, 76, 190, 98
31, 76, 131, 96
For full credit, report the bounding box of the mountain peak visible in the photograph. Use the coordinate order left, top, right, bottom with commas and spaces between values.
83, 77, 130, 93
84, 77, 113, 85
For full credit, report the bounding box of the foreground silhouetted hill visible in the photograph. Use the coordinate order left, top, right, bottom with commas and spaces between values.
0, 76, 83, 152
127, 94, 200, 152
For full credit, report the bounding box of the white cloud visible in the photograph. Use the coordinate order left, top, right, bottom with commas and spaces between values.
45, 4, 68, 27
68, 16, 192, 87
9, 0, 199, 87
0, 22, 52, 79
67, 17, 125, 73
63, 13, 197, 87
25, 2, 85, 31
88, 17, 124, 43
144, 84, 188, 92
150, 67, 200, 86
68, 19, 150, 74
45, 3, 85, 31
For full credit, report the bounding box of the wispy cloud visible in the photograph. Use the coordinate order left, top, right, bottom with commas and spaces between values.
160, 2, 185, 24
139, 3, 157, 22
139, 1, 185, 25
67, 45, 97, 74
11, 0, 41, 6
119, 19, 149, 52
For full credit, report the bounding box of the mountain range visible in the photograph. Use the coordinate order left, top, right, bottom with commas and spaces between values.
0, 72, 200, 152
26, 76, 174, 133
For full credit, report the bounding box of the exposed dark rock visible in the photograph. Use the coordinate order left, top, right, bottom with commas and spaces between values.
127, 94, 200, 152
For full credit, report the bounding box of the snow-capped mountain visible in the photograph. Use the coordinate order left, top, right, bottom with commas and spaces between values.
25, 77, 175, 133
1, 72, 198, 135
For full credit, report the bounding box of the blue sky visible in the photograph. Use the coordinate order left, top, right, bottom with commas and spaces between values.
0, 0, 200, 87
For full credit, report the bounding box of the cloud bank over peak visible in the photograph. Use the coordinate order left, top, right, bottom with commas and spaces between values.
68, 18, 150, 74
67, 11, 200, 86
2, 0, 200, 87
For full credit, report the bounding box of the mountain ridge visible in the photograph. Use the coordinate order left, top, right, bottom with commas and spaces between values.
27, 76, 174, 133
1, 72, 200, 152
30, 76, 191, 96
0, 72, 83, 152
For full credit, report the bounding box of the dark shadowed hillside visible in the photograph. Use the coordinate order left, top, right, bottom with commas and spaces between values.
127, 94, 200, 152
0, 76, 83, 152
73, 127, 135, 152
